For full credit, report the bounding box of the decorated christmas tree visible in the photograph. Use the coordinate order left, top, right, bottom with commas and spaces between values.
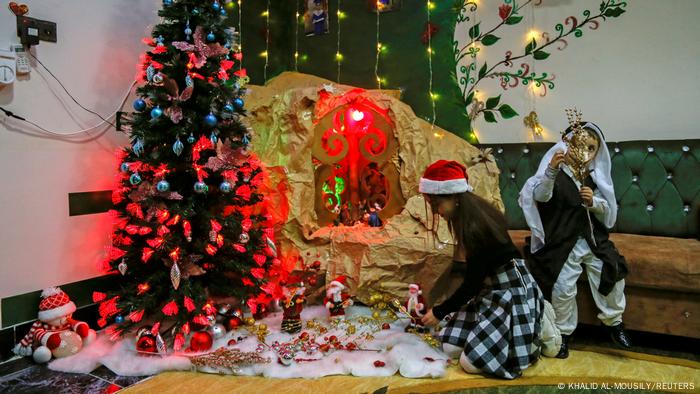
95, 0, 277, 350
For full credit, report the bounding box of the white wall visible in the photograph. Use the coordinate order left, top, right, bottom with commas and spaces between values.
454, 0, 700, 143
0, 0, 160, 298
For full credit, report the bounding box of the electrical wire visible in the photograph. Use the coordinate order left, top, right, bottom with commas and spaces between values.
1, 80, 135, 136
28, 51, 119, 129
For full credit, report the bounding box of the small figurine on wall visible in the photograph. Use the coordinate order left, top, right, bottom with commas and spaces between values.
324, 276, 353, 319
13, 287, 96, 363
404, 283, 427, 332
305, 0, 329, 37
368, 203, 383, 227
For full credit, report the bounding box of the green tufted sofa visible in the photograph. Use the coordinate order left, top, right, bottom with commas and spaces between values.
479, 140, 700, 339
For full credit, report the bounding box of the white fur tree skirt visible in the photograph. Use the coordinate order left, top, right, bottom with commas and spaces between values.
48, 306, 449, 379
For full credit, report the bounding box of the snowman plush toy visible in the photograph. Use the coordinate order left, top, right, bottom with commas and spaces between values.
13, 287, 96, 363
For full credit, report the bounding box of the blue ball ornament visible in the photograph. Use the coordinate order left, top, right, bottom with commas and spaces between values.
115, 315, 125, 324
219, 181, 232, 193
187, 134, 196, 144
220, 8, 227, 16
120, 162, 130, 173
130, 173, 142, 185
207, 32, 216, 42
233, 97, 244, 109
163, 0, 172, 6
151, 106, 163, 119
204, 112, 218, 127
223, 103, 234, 112
212, 1, 220, 11
194, 181, 208, 194
133, 98, 147, 112
184, 27, 193, 36
156, 180, 170, 192
192, 8, 200, 15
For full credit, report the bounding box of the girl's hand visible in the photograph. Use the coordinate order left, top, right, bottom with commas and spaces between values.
580, 186, 594, 207
421, 309, 440, 327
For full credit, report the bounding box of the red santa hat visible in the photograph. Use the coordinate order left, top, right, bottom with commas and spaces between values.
419, 160, 473, 194
408, 283, 422, 295
329, 275, 347, 290
37, 287, 76, 322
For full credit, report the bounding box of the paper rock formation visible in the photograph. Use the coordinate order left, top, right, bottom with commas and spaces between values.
246, 72, 503, 305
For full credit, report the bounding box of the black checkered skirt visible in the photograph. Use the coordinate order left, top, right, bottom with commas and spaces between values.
438, 258, 544, 379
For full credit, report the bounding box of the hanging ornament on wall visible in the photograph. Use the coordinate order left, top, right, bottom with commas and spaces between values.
173, 138, 185, 156
170, 263, 181, 290
524, 111, 544, 137
156, 180, 170, 192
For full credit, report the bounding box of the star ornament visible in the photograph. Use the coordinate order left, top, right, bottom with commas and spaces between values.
172, 26, 229, 69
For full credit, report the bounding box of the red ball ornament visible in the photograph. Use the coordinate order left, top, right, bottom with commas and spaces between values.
190, 331, 213, 352
136, 335, 157, 354
345, 342, 357, 351
382, 323, 391, 330
299, 332, 309, 341
226, 316, 243, 330
374, 360, 386, 368
227, 339, 237, 346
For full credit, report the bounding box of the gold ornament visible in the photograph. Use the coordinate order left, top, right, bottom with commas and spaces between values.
524, 111, 544, 137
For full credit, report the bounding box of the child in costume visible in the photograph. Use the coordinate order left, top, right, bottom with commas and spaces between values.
519, 121, 631, 359
419, 160, 543, 379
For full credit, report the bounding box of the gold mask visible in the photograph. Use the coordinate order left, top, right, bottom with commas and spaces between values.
563, 109, 600, 182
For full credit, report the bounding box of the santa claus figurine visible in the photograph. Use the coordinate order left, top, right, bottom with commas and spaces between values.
281, 286, 306, 334
13, 287, 96, 363
324, 276, 353, 319
405, 283, 427, 333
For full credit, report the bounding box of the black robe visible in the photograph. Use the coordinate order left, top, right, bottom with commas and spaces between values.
524, 171, 629, 302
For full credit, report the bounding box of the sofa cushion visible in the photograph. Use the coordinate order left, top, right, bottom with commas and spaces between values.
508, 230, 700, 294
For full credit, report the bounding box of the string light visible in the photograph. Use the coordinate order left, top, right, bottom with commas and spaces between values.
374, 4, 381, 89
263, 0, 270, 82
426, 0, 436, 130
294, 0, 300, 71
336, 0, 342, 82
238, 0, 243, 70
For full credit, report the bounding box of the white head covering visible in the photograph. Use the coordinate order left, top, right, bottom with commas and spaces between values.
518, 122, 617, 253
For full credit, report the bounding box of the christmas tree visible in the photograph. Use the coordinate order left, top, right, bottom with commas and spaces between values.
95, 0, 277, 349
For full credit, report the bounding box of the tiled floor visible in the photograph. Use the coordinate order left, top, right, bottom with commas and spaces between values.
0, 359, 148, 394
